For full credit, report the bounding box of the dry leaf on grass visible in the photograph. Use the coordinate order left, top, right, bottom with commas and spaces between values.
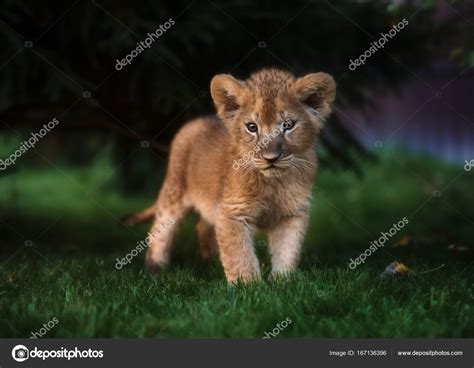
380, 261, 409, 279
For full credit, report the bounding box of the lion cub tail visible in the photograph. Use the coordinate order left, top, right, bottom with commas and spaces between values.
121, 204, 157, 226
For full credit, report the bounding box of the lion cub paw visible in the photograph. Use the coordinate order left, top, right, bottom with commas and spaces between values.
144, 255, 166, 275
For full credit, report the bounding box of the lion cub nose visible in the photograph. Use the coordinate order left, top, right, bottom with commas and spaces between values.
262, 152, 281, 163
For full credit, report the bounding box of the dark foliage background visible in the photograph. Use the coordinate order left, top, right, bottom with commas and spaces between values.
1, 0, 465, 191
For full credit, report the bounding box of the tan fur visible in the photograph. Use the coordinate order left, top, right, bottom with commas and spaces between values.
134, 68, 336, 283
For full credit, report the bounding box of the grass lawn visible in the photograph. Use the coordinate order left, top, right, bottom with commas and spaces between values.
0, 150, 473, 337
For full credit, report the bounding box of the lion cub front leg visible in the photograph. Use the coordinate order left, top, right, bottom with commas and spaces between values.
215, 215, 261, 283
268, 214, 309, 278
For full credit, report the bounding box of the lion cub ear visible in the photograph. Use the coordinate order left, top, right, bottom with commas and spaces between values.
291, 72, 336, 121
210, 74, 245, 118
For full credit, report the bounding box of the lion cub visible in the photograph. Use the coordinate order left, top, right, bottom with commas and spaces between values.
126, 68, 336, 283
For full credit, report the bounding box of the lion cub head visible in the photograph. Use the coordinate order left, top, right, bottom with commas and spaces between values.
210, 68, 336, 176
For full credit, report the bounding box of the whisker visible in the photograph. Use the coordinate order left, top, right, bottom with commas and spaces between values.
294, 157, 315, 167
290, 158, 316, 177
290, 161, 306, 178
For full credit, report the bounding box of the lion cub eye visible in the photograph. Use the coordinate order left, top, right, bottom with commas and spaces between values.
282, 119, 296, 131
245, 122, 258, 133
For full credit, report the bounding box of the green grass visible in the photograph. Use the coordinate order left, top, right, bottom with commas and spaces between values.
0, 150, 473, 337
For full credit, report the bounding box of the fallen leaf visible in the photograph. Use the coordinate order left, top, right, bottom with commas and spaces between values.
380, 261, 409, 279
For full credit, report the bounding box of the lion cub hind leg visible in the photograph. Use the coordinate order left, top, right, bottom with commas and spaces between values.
196, 218, 219, 259
144, 180, 189, 273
